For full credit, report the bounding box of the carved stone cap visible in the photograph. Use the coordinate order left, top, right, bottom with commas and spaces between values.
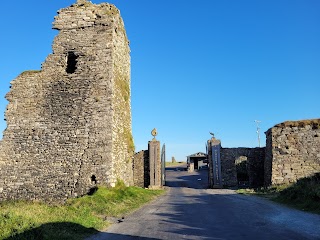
208, 138, 221, 145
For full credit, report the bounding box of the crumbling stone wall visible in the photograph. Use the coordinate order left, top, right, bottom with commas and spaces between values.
0, 0, 133, 203
265, 119, 320, 186
133, 150, 150, 188
221, 147, 265, 188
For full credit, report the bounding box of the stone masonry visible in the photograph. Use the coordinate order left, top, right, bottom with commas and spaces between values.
220, 147, 265, 188
133, 150, 150, 188
209, 119, 319, 188
0, 0, 134, 203
265, 119, 320, 185
148, 139, 162, 188
133, 137, 164, 189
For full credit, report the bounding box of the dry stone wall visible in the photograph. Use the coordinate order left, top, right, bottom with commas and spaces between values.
221, 147, 265, 188
0, 0, 133, 203
265, 119, 320, 185
133, 150, 150, 188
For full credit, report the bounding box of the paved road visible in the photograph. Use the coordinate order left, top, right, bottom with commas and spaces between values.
87, 165, 320, 240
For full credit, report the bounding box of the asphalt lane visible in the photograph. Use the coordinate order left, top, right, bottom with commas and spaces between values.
87, 165, 320, 240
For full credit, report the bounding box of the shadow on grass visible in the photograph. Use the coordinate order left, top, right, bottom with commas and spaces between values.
4, 222, 99, 240
239, 173, 320, 214
4, 222, 162, 240
275, 172, 320, 214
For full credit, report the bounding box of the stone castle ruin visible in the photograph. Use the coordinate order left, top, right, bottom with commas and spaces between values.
0, 0, 318, 203
0, 0, 134, 202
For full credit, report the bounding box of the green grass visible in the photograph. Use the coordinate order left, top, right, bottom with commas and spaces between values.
0, 181, 164, 240
275, 173, 320, 213
237, 173, 320, 214
237, 184, 289, 200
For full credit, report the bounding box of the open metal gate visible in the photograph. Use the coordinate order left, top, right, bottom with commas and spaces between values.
161, 144, 166, 186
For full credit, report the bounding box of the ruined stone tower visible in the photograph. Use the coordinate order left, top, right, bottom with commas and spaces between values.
0, 0, 133, 202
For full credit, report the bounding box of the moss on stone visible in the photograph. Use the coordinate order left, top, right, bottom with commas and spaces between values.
115, 72, 130, 102
101, 4, 120, 16
121, 81, 130, 102
274, 119, 320, 128
124, 128, 135, 155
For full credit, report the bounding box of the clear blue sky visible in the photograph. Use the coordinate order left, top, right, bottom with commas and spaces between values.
1, 0, 319, 161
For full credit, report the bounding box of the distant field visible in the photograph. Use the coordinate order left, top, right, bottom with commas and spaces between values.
165, 161, 186, 167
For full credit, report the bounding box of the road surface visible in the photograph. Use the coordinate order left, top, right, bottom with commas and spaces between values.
87, 165, 320, 240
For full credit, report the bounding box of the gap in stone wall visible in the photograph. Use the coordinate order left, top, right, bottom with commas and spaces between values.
66, 51, 78, 74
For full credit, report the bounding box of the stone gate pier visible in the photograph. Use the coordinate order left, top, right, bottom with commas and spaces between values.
133, 129, 165, 189
207, 137, 222, 188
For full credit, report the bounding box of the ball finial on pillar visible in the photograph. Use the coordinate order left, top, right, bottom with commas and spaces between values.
151, 128, 158, 140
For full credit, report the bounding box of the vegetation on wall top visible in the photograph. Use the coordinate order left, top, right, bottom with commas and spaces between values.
274, 119, 320, 128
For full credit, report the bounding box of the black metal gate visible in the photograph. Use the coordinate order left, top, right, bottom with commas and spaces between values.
161, 144, 166, 186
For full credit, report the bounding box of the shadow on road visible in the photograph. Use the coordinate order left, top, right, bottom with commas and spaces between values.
165, 165, 209, 189
86, 232, 161, 240
161, 165, 319, 239
87, 165, 319, 240
153, 189, 313, 240
5, 222, 161, 240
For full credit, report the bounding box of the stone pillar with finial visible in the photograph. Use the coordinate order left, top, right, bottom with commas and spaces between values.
207, 133, 222, 188
148, 128, 161, 188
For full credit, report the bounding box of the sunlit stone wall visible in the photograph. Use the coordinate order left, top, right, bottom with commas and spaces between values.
0, 0, 133, 203
265, 119, 320, 185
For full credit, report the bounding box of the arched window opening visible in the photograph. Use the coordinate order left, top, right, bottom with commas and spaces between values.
235, 156, 249, 187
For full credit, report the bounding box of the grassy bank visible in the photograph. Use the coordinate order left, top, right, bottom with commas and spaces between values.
275, 173, 320, 213
0, 182, 164, 240
237, 173, 320, 214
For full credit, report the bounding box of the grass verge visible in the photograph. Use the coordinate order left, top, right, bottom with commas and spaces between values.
0, 181, 164, 240
237, 173, 320, 214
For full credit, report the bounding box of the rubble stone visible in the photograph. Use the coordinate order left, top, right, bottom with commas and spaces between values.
265, 119, 320, 185
0, 0, 133, 203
